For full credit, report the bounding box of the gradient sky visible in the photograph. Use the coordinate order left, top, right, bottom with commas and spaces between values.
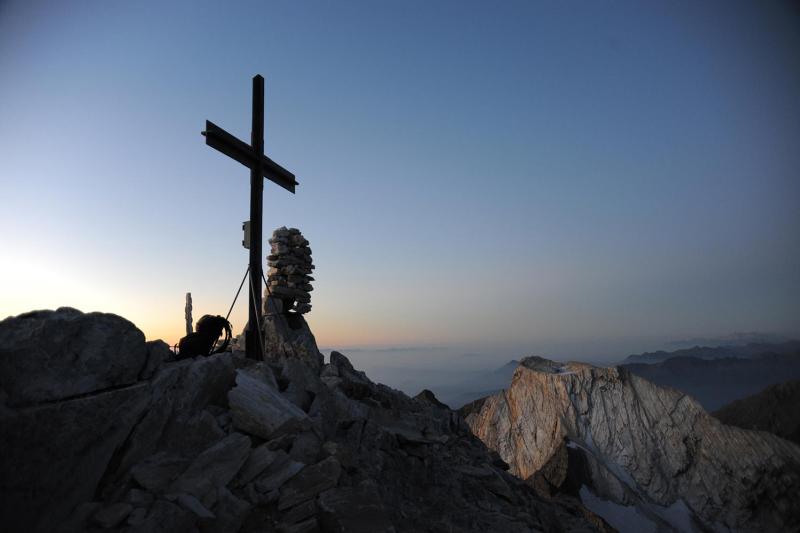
1, 1, 798, 360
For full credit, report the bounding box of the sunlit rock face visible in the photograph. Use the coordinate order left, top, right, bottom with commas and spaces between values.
463, 357, 800, 532
0, 310, 608, 533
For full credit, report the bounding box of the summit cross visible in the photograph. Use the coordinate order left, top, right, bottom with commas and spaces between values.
201, 74, 298, 360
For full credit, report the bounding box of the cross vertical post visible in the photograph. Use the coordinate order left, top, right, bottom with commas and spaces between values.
247, 75, 265, 359
201, 74, 298, 361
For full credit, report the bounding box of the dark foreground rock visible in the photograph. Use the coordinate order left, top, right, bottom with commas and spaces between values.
0, 310, 606, 532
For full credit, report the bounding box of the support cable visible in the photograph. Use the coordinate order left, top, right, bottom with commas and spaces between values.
225, 266, 250, 322
248, 271, 267, 360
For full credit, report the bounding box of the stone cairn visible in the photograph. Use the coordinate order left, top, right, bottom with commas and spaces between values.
265, 227, 314, 314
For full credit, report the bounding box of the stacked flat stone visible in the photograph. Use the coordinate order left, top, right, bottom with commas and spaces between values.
266, 227, 314, 314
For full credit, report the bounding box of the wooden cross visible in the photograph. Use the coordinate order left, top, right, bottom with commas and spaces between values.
201, 74, 298, 360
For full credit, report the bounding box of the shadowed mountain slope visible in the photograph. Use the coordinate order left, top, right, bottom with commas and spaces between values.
713, 380, 800, 445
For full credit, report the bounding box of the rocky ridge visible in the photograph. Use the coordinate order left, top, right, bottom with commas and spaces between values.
463, 356, 800, 532
0, 309, 606, 533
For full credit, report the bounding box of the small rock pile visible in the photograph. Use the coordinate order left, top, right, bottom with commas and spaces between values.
266, 227, 314, 314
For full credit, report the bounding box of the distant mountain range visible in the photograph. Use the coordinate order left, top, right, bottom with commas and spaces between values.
621, 351, 800, 411
621, 340, 800, 364
663, 332, 793, 350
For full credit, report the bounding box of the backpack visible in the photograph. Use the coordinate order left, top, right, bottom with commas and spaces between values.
177, 314, 232, 359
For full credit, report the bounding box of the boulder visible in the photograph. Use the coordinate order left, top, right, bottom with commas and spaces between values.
127, 500, 195, 533
170, 433, 252, 499
113, 353, 236, 484
141, 340, 172, 380
92, 502, 133, 528
280, 358, 322, 412
201, 487, 251, 533
228, 369, 310, 440
131, 452, 190, 493
0, 382, 151, 533
0, 308, 147, 406
262, 313, 323, 369
317, 484, 395, 533
176, 493, 215, 519
277, 457, 341, 510
253, 452, 305, 494
236, 443, 281, 487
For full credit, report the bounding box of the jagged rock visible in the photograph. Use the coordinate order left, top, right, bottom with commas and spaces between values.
127, 500, 195, 533
281, 499, 316, 524
177, 493, 215, 519
253, 452, 305, 493
0, 307, 147, 406
329, 351, 355, 373
262, 313, 323, 369
141, 339, 172, 380
228, 369, 310, 440
280, 358, 323, 411
126, 507, 148, 526
278, 456, 342, 510
170, 433, 251, 500
92, 502, 133, 528
277, 518, 319, 533
236, 443, 281, 487
528, 441, 568, 497
125, 488, 154, 507
131, 452, 190, 492
414, 389, 449, 409
317, 484, 395, 533
200, 487, 251, 533
113, 353, 236, 490
288, 430, 323, 464
464, 357, 800, 531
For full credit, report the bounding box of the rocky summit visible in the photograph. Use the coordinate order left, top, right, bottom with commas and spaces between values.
0, 309, 607, 533
462, 356, 800, 532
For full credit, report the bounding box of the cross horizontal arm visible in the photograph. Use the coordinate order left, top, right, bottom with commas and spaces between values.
202, 120, 298, 193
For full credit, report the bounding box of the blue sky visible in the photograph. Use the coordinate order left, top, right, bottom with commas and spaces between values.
1, 0, 798, 361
